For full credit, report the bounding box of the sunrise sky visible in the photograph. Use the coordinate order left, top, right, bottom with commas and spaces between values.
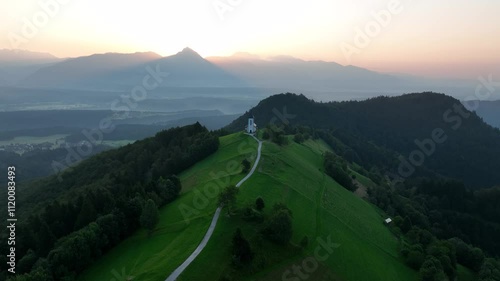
0, 0, 499, 79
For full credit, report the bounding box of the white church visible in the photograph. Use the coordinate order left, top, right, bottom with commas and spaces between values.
246, 115, 257, 134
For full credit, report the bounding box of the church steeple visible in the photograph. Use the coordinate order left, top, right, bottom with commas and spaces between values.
246, 114, 257, 134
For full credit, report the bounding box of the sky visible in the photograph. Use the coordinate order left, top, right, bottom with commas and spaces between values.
0, 0, 499, 79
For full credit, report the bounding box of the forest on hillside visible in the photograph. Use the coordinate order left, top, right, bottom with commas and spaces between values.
0, 123, 219, 281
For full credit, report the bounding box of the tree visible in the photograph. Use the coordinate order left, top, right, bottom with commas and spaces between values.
17, 249, 38, 274
324, 152, 355, 191
255, 197, 265, 211
419, 256, 447, 281
156, 177, 181, 205
218, 185, 239, 215
242, 206, 264, 222
479, 258, 500, 281
272, 128, 287, 145
449, 238, 484, 272
294, 133, 305, 143
232, 228, 253, 265
10, 264, 54, 281
272, 202, 293, 217
37, 220, 56, 256
140, 199, 159, 235
470, 247, 486, 272
96, 213, 121, 249
427, 240, 457, 280
263, 209, 293, 245
47, 223, 101, 277
123, 195, 144, 233
401, 216, 412, 234
241, 159, 251, 173
74, 196, 97, 230
300, 236, 309, 249
262, 129, 270, 140
265, 125, 287, 145
406, 249, 425, 270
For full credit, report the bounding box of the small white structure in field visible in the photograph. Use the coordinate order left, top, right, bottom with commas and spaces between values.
246, 115, 257, 134
384, 218, 392, 224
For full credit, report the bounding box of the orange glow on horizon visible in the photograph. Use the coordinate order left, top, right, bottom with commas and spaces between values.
0, 0, 498, 79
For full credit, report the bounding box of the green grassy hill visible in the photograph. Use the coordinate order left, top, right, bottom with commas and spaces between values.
78, 133, 417, 281
78, 133, 258, 281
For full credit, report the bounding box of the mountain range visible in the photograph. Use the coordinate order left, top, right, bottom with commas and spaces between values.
466, 100, 500, 128
2, 48, 498, 129
0, 48, 480, 100
0, 49, 62, 85
18, 48, 245, 90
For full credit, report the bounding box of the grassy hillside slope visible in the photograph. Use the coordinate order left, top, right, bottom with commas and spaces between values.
79, 133, 417, 281
177, 136, 417, 281
78, 133, 258, 281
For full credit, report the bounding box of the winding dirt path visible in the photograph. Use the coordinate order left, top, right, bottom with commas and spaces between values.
165, 134, 262, 281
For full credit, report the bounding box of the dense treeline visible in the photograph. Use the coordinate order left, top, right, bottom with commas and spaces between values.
318, 125, 500, 279
323, 151, 356, 191
226, 92, 500, 188
368, 179, 500, 256
0, 123, 219, 281
368, 178, 500, 280
0, 123, 219, 187
261, 125, 288, 146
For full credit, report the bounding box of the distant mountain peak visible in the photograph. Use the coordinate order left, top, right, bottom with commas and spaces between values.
182, 47, 195, 52
231, 52, 261, 60
0, 49, 59, 62
176, 47, 201, 57
84, 51, 161, 59
267, 55, 304, 63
